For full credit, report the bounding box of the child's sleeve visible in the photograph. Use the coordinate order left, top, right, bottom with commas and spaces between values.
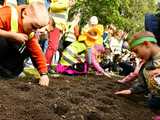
121, 71, 139, 82
91, 48, 105, 74
25, 36, 48, 74
120, 61, 143, 83
129, 74, 149, 94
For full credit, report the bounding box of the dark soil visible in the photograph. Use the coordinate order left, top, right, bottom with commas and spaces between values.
0, 74, 156, 120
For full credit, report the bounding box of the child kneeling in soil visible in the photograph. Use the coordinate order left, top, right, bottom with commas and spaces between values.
115, 31, 160, 110
55, 27, 110, 77
0, 2, 49, 86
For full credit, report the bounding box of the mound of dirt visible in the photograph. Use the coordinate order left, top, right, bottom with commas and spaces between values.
0, 75, 156, 120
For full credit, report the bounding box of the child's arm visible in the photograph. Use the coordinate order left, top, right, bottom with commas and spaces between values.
117, 60, 144, 83
91, 48, 104, 72
26, 36, 49, 86
115, 75, 148, 95
117, 70, 139, 83
91, 48, 111, 78
26, 36, 48, 74
0, 7, 28, 44
115, 89, 132, 95
0, 29, 28, 44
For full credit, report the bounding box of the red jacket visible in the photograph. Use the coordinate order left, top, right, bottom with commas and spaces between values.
0, 6, 48, 74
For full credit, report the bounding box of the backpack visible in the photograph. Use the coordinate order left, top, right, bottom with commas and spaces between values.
145, 13, 160, 45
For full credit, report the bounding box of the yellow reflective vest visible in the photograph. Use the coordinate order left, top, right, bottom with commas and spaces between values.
3, 3, 19, 32
49, 0, 69, 31
3, 1, 18, 32
60, 41, 87, 66
27, 0, 44, 4
65, 22, 76, 42
4, 0, 18, 32
4, 0, 17, 6
9, 5, 34, 39
10, 6, 18, 32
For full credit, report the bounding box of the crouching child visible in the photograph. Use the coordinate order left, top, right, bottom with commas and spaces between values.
115, 31, 160, 110
0, 2, 50, 86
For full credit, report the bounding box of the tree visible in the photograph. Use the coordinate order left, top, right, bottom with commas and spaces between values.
69, 0, 156, 35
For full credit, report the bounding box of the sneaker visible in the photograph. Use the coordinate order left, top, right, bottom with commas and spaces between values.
48, 69, 56, 74
18, 72, 26, 78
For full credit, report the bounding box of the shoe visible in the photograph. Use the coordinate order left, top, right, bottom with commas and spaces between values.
48, 69, 56, 74
18, 72, 26, 78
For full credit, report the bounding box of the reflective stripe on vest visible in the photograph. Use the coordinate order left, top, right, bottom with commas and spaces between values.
49, 0, 69, 31
60, 41, 87, 66
4, 1, 18, 32
27, 0, 44, 4
65, 22, 76, 42
65, 32, 76, 42
4, 0, 17, 6
11, 5, 18, 32
50, 11, 68, 31
50, 13, 66, 19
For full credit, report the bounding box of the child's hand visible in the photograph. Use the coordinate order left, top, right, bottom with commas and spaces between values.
39, 75, 49, 87
104, 72, 111, 78
117, 79, 126, 84
114, 89, 132, 95
13, 33, 28, 44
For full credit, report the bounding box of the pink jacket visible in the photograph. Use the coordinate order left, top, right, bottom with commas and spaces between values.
91, 45, 105, 74
120, 60, 144, 82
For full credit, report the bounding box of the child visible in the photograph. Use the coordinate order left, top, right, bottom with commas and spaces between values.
81, 16, 99, 34
91, 45, 110, 76
56, 27, 110, 77
109, 30, 124, 55
45, 0, 75, 71
103, 24, 116, 48
0, 2, 49, 86
115, 31, 160, 110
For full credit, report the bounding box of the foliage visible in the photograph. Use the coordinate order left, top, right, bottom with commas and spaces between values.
69, 0, 156, 36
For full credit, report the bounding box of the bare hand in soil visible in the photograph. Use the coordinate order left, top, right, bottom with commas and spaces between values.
114, 89, 131, 95
39, 75, 49, 86
104, 72, 111, 78
117, 79, 126, 84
